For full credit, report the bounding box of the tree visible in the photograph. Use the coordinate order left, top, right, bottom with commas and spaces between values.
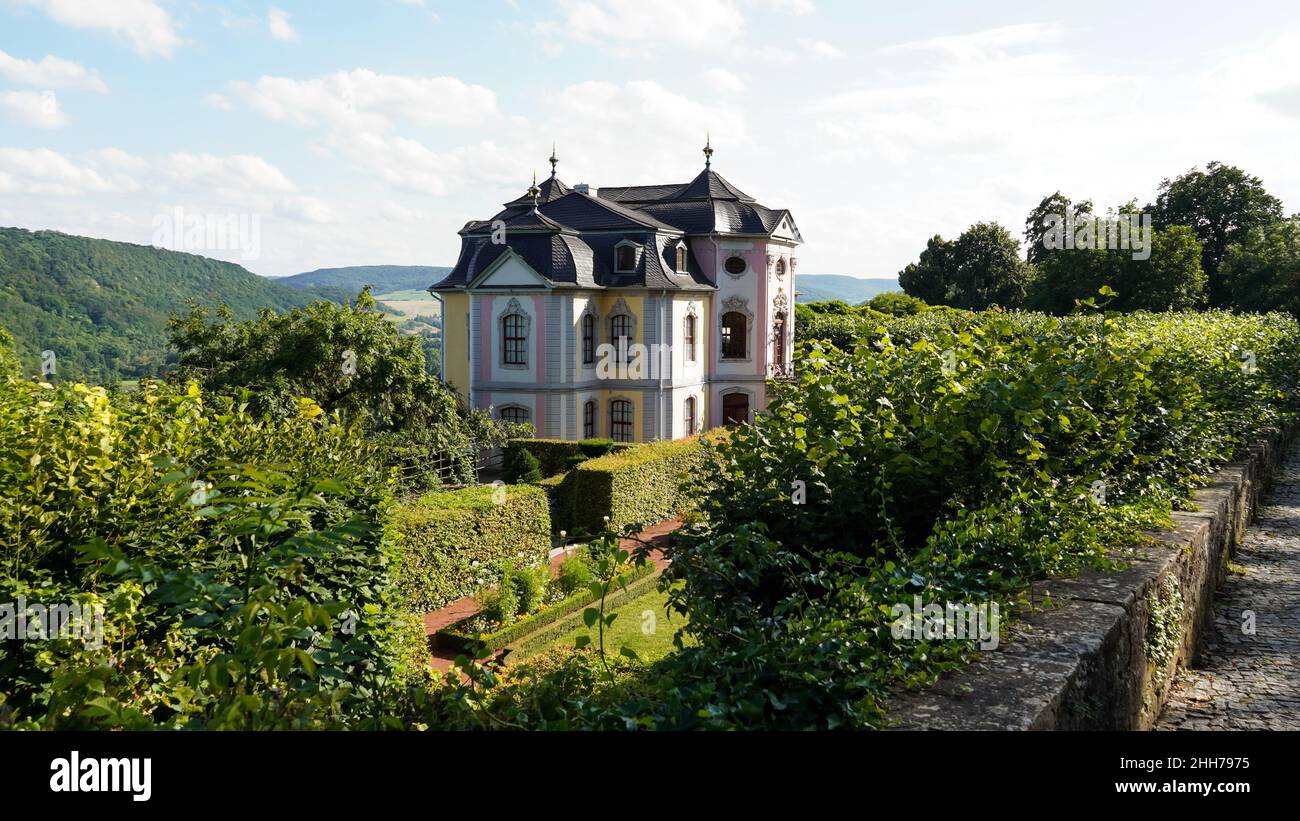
1024, 191, 1093, 265
898, 234, 953, 305
901, 223, 1032, 310
1221, 218, 1300, 314
1152, 162, 1284, 304
168, 288, 525, 487
864, 291, 927, 316
1027, 221, 1205, 314
0, 326, 18, 378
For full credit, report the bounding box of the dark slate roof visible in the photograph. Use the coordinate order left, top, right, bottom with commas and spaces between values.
503, 175, 572, 207
431, 165, 794, 292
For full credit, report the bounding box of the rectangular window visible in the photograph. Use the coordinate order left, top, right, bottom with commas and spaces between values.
582, 314, 595, 365
503, 314, 527, 366
583, 401, 595, 438
610, 314, 633, 364
610, 400, 633, 443
684, 315, 696, 362
500, 406, 530, 425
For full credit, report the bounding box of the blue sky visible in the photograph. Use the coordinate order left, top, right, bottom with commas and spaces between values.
3, 0, 1300, 277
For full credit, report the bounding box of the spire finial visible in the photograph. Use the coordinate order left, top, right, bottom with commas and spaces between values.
703, 133, 713, 168
549, 144, 558, 178
528, 170, 541, 212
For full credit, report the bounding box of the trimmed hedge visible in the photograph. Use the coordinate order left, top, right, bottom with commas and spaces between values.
436, 562, 659, 656
560, 437, 707, 535
504, 438, 632, 478
393, 484, 551, 612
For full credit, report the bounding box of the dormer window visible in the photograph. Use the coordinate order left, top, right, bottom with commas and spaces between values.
615, 241, 638, 273
675, 242, 688, 273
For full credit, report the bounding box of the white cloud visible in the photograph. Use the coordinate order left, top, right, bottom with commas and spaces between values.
549, 0, 747, 51
881, 22, 1062, 62
757, 0, 815, 14
0, 147, 130, 193
203, 92, 233, 111
158, 152, 297, 197
268, 7, 299, 42
0, 49, 108, 92
703, 68, 747, 93
226, 69, 498, 131
0, 90, 71, 128
17, 0, 181, 58
798, 38, 844, 59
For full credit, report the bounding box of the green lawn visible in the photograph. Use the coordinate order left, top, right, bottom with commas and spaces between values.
551, 584, 691, 663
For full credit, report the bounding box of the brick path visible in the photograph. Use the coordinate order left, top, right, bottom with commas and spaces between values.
1157, 444, 1300, 730
424, 518, 680, 674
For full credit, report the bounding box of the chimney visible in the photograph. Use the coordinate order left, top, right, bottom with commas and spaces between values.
575, 183, 591, 195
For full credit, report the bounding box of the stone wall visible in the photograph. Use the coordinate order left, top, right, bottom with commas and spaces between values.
888, 428, 1292, 730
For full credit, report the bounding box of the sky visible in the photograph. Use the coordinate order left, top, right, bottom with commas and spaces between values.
2, 0, 1300, 278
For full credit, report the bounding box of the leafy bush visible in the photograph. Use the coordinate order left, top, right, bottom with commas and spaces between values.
502, 447, 543, 484
555, 554, 593, 595
479, 577, 520, 624
392, 484, 551, 612
865, 291, 928, 316
560, 438, 707, 535
503, 438, 631, 478
509, 564, 550, 614
647, 309, 1300, 728
0, 378, 427, 730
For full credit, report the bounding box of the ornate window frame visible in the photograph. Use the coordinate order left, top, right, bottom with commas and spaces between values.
683, 301, 699, 363
723, 254, 749, 279
719, 295, 754, 362
497, 297, 531, 370
719, 386, 756, 425
674, 240, 689, 274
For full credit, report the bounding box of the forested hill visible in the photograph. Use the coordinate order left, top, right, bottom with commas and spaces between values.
0, 227, 318, 384
273, 264, 450, 295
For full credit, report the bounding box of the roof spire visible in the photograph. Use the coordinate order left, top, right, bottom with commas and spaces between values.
703, 133, 713, 168
549, 144, 559, 178
528, 170, 541, 212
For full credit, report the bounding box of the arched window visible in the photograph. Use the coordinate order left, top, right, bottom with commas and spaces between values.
581, 313, 595, 365
722, 392, 749, 425
684, 396, 696, 436
610, 313, 633, 363
610, 399, 634, 443
583, 399, 596, 438
772, 311, 787, 368
499, 406, 530, 425
721, 311, 747, 359
502, 313, 527, 366
676, 244, 688, 273
616, 244, 637, 272
684, 314, 696, 362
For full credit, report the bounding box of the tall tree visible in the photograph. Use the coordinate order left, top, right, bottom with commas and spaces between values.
1151, 162, 1284, 304
898, 235, 953, 305
1220, 218, 1300, 314
899, 223, 1032, 310
1024, 191, 1093, 265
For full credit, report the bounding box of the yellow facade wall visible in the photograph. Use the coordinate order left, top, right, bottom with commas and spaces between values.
441, 292, 470, 402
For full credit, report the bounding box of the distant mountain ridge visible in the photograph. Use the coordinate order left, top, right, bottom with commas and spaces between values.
273, 265, 450, 296
797, 274, 899, 304
0, 227, 316, 383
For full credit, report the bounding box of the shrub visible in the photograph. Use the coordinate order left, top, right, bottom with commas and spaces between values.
560, 438, 707, 535
393, 484, 551, 612
865, 291, 928, 316
503, 438, 632, 478
509, 563, 550, 614
0, 378, 426, 730
554, 554, 593, 595
502, 446, 543, 484
479, 576, 519, 624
